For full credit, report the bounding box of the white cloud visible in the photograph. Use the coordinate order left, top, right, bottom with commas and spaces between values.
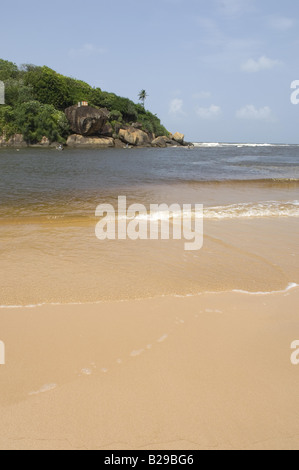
169, 98, 185, 116
236, 105, 275, 121
268, 16, 294, 31
196, 105, 222, 119
69, 43, 107, 58
241, 56, 282, 73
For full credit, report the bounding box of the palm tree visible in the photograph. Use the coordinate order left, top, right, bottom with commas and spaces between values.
138, 90, 148, 108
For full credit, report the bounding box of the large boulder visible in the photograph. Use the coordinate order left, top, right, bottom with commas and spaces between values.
40, 136, 50, 146
101, 123, 114, 137
172, 132, 185, 144
114, 138, 127, 149
151, 136, 168, 148
118, 127, 151, 146
66, 134, 115, 148
65, 105, 110, 136
131, 122, 143, 130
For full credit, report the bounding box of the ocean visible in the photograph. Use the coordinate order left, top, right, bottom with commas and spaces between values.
0, 144, 298, 306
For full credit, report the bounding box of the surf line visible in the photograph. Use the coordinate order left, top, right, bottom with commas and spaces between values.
95, 196, 204, 251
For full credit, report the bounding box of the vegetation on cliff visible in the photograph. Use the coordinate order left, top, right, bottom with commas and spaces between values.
0, 59, 169, 144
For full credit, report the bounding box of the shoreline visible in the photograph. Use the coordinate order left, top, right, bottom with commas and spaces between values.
0, 281, 298, 310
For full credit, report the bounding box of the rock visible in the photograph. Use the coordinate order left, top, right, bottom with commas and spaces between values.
118, 127, 151, 146
151, 136, 168, 148
0, 134, 27, 147
114, 122, 126, 135
40, 136, 50, 146
172, 132, 185, 144
114, 138, 126, 149
66, 135, 115, 148
182, 141, 194, 147
65, 105, 110, 136
49, 142, 63, 148
101, 123, 114, 137
167, 139, 181, 147
131, 122, 143, 130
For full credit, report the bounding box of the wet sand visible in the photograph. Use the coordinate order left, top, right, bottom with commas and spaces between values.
0, 288, 299, 450
1, 217, 298, 306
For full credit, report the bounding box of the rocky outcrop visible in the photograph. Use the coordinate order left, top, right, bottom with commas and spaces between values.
101, 123, 114, 137
40, 136, 50, 146
151, 135, 188, 148
0, 134, 27, 147
0, 102, 188, 149
151, 136, 168, 148
118, 127, 151, 146
65, 105, 110, 136
172, 132, 185, 144
63, 104, 187, 148
66, 134, 115, 148
131, 122, 143, 130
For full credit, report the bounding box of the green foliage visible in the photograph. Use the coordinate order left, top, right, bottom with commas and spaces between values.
0, 58, 169, 142
15, 101, 69, 144
138, 89, 148, 108
24, 66, 70, 110
109, 110, 123, 122
136, 104, 169, 137
4, 79, 34, 106
0, 106, 18, 138
64, 77, 93, 106
0, 59, 19, 81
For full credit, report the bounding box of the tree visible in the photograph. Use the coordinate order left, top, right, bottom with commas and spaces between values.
0, 57, 169, 141
138, 90, 148, 109
0, 59, 19, 81
24, 66, 70, 110
15, 101, 69, 144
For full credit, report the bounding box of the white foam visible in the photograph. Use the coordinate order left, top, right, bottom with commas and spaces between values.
233, 282, 299, 296
116, 201, 299, 223
157, 334, 168, 343
29, 384, 57, 396
130, 349, 144, 357
192, 142, 293, 148
204, 201, 299, 219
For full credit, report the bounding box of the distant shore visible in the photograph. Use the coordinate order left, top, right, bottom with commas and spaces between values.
0, 132, 193, 150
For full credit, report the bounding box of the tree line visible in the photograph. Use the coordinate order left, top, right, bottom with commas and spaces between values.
0, 59, 168, 144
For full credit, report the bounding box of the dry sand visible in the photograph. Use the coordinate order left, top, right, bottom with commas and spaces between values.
0, 288, 299, 450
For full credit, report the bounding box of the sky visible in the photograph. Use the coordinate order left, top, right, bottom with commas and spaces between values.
1, 0, 299, 143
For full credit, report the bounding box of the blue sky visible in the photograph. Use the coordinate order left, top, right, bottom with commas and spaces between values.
1, 0, 299, 143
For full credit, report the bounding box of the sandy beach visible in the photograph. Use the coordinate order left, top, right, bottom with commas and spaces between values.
0, 287, 298, 450
0, 146, 299, 450
2, 0, 299, 451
